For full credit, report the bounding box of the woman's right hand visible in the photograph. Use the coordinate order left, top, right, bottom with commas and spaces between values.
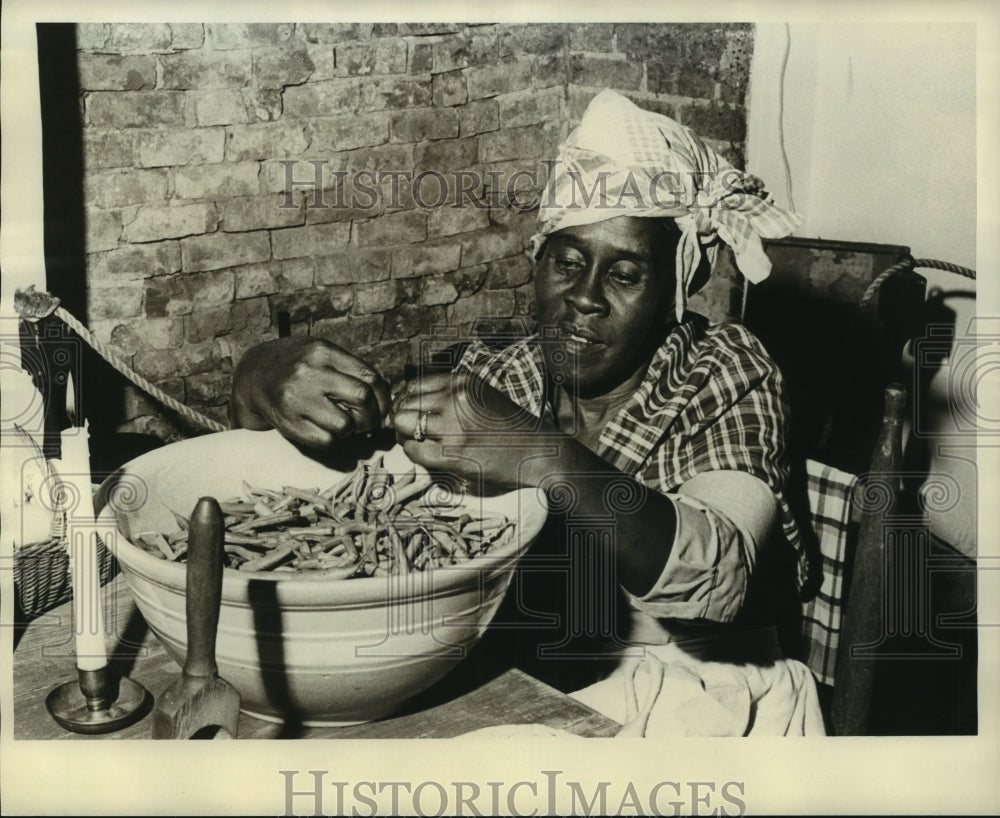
230, 337, 391, 449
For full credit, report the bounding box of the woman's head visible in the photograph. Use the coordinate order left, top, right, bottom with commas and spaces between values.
534, 215, 681, 398
532, 90, 801, 323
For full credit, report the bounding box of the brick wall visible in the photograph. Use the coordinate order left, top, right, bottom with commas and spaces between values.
75, 22, 754, 440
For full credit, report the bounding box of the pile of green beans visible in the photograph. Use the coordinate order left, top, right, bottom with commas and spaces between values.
133, 456, 514, 578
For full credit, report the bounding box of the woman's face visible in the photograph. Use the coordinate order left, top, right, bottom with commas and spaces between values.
534, 216, 679, 398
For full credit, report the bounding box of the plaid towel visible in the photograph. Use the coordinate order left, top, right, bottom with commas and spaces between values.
800, 460, 858, 687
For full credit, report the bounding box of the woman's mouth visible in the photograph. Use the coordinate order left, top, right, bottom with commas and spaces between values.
560, 325, 604, 348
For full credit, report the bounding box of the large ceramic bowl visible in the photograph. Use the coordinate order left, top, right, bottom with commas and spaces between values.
96, 429, 547, 726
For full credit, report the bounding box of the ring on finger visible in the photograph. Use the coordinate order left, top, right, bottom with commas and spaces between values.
414, 410, 430, 442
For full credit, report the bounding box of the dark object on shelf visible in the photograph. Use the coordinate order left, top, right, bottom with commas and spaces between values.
88, 432, 165, 479
739, 236, 924, 475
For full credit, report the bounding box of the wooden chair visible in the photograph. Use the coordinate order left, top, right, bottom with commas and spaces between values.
728, 236, 929, 734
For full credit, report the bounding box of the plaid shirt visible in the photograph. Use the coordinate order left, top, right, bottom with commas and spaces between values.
455, 314, 808, 593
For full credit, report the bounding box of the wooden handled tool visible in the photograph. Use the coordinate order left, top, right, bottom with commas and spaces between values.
152, 497, 240, 739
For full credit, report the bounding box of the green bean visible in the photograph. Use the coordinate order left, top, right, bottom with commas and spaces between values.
224, 531, 267, 546
240, 546, 293, 572
225, 544, 259, 562
229, 511, 297, 533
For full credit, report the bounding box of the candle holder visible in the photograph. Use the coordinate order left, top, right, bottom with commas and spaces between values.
46, 666, 152, 734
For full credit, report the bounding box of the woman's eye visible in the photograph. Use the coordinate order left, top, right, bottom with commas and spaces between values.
609, 266, 641, 285
555, 256, 583, 272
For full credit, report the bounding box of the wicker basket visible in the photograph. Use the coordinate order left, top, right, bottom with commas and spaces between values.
7, 423, 120, 619
14, 535, 119, 620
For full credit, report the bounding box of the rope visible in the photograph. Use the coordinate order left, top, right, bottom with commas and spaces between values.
14, 287, 226, 434
54, 307, 227, 433
858, 257, 976, 309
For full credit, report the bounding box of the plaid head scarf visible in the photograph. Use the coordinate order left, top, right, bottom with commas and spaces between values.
532, 90, 802, 321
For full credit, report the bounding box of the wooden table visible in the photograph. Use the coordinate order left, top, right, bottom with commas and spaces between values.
12, 575, 620, 740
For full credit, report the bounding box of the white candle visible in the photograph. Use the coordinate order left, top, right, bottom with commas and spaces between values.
56, 420, 107, 671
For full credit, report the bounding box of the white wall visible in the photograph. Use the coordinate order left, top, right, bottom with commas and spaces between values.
746, 23, 979, 554
748, 22, 976, 268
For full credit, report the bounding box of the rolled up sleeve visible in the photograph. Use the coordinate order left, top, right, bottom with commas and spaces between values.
623, 471, 779, 623
623, 494, 751, 622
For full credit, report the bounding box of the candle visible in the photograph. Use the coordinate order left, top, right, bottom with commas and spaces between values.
55, 416, 107, 671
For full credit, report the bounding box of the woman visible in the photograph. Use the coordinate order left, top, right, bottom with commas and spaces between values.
231, 90, 825, 735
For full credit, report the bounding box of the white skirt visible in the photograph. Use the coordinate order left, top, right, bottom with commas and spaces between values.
569, 633, 827, 737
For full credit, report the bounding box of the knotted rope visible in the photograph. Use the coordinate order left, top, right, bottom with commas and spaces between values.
14, 286, 227, 433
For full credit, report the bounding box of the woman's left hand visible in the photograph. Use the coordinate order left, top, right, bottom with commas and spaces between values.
392, 372, 547, 490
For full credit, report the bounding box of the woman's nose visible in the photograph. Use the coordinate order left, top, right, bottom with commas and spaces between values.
564, 270, 609, 315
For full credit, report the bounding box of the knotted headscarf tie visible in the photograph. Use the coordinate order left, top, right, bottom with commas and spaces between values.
532, 90, 802, 321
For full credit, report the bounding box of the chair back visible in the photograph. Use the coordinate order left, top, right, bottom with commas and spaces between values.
722, 236, 924, 473
717, 237, 926, 734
